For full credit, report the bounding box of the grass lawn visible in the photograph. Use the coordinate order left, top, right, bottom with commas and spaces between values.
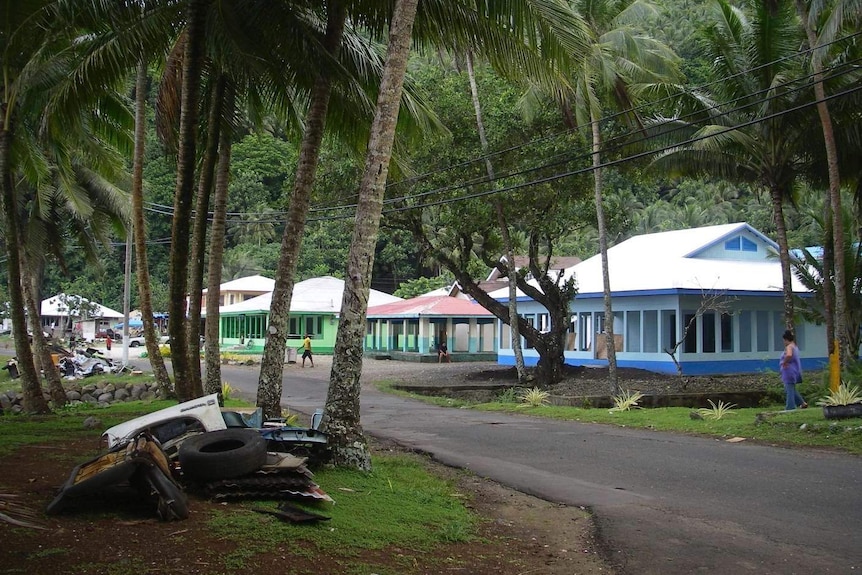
377, 382, 862, 455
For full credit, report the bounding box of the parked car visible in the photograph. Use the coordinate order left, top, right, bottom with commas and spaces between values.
124, 335, 146, 347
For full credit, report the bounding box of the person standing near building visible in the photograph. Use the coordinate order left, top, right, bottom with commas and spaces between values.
301, 334, 314, 368
779, 329, 806, 410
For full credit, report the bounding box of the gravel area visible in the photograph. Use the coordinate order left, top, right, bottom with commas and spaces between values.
357, 357, 779, 397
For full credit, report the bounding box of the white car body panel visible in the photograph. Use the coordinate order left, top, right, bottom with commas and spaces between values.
102, 393, 226, 448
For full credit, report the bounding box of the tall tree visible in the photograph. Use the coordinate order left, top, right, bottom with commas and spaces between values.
563, 0, 681, 394
649, 0, 807, 332
187, 76, 226, 396
1, 1, 54, 413
795, 0, 852, 371
132, 62, 173, 396
204, 82, 235, 398
257, 1, 348, 419
166, 0, 209, 401
465, 50, 527, 384
322, 0, 421, 470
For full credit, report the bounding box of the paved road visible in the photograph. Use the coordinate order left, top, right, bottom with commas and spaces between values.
139, 356, 862, 574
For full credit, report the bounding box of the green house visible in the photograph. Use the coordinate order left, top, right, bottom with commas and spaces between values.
208, 275, 401, 354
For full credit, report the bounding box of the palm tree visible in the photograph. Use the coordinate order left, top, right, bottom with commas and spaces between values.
794, 0, 856, 371
323, 0, 593, 467
165, 0, 209, 401
324, 0, 421, 470
650, 0, 808, 333
563, 0, 681, 394
1, 1, 143, 412
257, 0, 593, 426
131, 62, 173, 397
792, 203, 862, 356
465, 50, 528, 384
204, 81, 236, 398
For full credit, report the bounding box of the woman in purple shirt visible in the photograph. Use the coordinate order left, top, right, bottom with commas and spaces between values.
779, 330, 807, 410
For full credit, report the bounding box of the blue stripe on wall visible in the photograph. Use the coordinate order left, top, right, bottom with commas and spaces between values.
496, 352, 829, 376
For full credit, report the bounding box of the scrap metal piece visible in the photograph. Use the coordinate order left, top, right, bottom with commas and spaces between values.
252, 503, 330, 524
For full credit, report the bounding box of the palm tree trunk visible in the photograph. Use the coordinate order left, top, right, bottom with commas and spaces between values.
769, 185, 795, 329
591, 111, 618, 395
0, 120, 48, 413
169, 0, 209, 401
821, 197, 836, 382
132, 61, 172, 396
323, 0, 419, 470
465, 50, 527, 383
188, 76, 226, 398
795, 0, 848, 368
205, 83, 235, 399
257, 2, 347, 419
21, 255, 66, 407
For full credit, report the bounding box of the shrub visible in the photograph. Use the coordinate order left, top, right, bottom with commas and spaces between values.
816, 383, 862, 407
697, 399, 737, 420
518, 387, 550, 407
222, 382, 234, 401
496, 387, 521, 404
609, 390, 644, 413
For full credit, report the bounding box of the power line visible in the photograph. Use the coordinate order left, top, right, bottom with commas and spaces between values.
137, 30, 862, 225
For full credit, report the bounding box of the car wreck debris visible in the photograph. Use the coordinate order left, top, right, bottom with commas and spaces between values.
49, 394, 332, 522
46, 433, 189, 521
252, 501, 331, 524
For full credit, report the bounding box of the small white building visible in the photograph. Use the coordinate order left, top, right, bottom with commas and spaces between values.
491, 223, 828, 375
41, 294, 123, 341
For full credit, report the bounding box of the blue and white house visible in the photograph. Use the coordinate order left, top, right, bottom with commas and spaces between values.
491, 223, 828, 375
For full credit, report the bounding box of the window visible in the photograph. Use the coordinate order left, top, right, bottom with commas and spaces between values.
500, 321, 511, 349
702, 312, 716, 353
720, 312, 733, 352
579, 312, 592, 351
739, 311, 752, 352
773, 312, 784, 352
626, 311, 641, 352
756, 311, 769, 351
683, 312, 697, 353
661, 310, 676, 353
538, 313, 550, 332
725, 235, 758, 252
523, 314, 535, 349
741, 237, 757, 252
643, 310, 658, 353
724, 237, 741, 251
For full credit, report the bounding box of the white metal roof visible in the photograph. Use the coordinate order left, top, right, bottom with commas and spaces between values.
488, 223, 807, 299
212, 276, 402, 315
202, 274, 275, 294
40, 294, 124, 319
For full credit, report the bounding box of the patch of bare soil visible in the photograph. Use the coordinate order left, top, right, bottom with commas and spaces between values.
0, 436, 613, 575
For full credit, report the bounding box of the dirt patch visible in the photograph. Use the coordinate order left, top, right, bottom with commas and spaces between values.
0, 436, 613, 575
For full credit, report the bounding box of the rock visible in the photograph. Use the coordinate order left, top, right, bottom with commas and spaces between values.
140, 390, 157, 401
0, 395, 11, 410
66, 390, 81, 401
689, 410, 703, 420
114, 388, 129, 401
103, 383, 116, 393
82, 416, 101, 430
97, 392, 114, 403
82, 394, 98, 404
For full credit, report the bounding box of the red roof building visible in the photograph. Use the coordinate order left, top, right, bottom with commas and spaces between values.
365, 295, 496, 361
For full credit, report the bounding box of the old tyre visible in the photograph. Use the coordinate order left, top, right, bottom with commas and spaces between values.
178, 429, 266, 481
145, 467, 189, 521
